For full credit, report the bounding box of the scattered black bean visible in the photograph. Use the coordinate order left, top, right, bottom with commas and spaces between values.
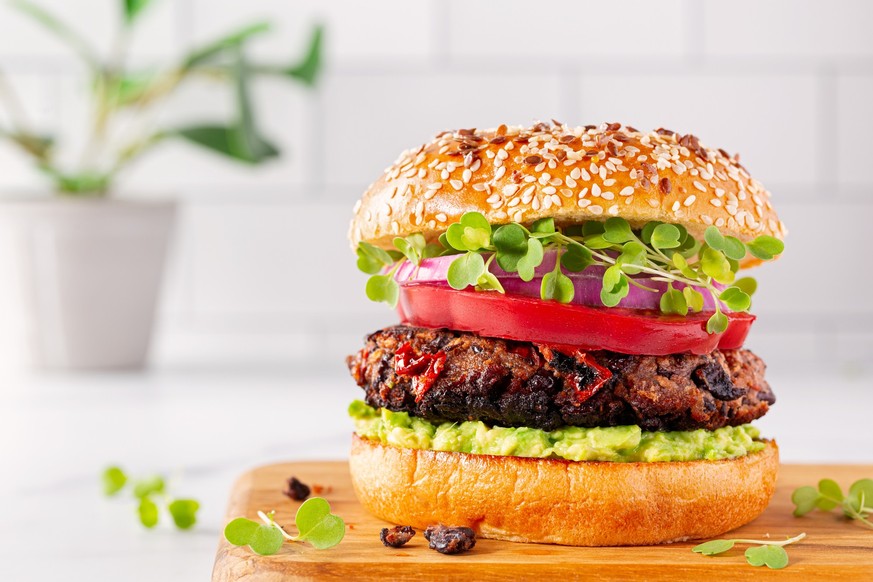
380, 525, 416, 548
423, 525, 476, 555
283, 476, 310, 501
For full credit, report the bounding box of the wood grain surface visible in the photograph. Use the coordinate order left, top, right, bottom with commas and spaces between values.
212, 459, 873, 581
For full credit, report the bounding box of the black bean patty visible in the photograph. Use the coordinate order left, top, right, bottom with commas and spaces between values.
347, 325, 775, 432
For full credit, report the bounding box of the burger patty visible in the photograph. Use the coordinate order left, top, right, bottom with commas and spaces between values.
347, 325, 775, 432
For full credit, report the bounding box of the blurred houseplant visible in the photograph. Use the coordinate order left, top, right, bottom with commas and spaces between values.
0, 0, 322, 369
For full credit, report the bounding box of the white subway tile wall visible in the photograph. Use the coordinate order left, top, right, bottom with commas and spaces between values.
1, 0, 871, 377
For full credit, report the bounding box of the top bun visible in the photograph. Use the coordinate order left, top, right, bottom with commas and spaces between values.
350, 122, 785, 265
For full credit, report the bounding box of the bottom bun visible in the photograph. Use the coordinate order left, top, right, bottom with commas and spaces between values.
349, 434, 778, 546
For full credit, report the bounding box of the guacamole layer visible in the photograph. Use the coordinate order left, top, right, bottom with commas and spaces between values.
349, 400, 765, 463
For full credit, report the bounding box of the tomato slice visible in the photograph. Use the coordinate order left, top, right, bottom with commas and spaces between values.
397, 283, 754, 356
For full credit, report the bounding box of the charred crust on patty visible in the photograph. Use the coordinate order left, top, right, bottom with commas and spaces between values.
346, 325, 775, 432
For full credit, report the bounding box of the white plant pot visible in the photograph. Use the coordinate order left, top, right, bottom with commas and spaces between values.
0, 198, 176, 370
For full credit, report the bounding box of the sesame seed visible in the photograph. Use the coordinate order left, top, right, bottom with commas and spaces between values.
648, 198, 659, 207
462, 168, 472, 183
435, 213, 447, 223
684, 195, 696, 206
427, 183, 442, 190
450, 179, 463, 191
693, 181, 706, 192
570, 167, 581, 180
589, 205, 603, 215
709, 198, 722, 207
619, 186, 634, 196
577, 198, 591, 208
592, 184, 601, 197
542, 186, 557, 195
603, 178, 616, 187
672, 201, 680, 212
566, 176, 577, 188
608, 204, 619, 215
495, 166, 506, 180
601, 191, 615, 200
502, 184, 519, 196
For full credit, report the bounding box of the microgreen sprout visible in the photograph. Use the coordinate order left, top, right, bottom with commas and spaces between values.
792, 478, 873, 529
224, 497, 345, 555
101, 465, 200, 530
692, 532, 806, 570
356, 212, 784, 333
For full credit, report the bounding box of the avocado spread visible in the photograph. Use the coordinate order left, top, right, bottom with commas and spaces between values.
349, 400, 765, 462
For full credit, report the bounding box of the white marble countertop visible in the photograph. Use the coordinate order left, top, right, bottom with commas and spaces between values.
1, 366, 871, 582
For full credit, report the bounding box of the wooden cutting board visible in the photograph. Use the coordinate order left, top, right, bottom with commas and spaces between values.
212, 461, 873, 581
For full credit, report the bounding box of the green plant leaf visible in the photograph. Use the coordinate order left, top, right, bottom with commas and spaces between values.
601, 265, 629, 307
707, 311, 729, 334
747, 235, 784, 261
531, 217, 556, 235
602, 217, 634, 244
168, 499, 200, 530
10, 0, 100, 69
792, 486, 820, 516
447, 252, 486, 290
722, 236, 747, 261
138, 497, 159, 528
701, 247, 734, 284
672, 252, 697, 278
816, 479, 843, 511
683, 287, 705, 312
704, 226, 725, 251
516, 238, 544, 281
640, 221, 661, 245
846, 479, 873, 517
365, 274, 399, 307
745, 545, 789, 569
174, 125, 279, 164
660, 286, 688, 316
102, 466, 127, 496
617, 241, 647, 275
393, 234, 426, 265
356, 242, 394, 274
249, 523, 285, 555
123, 0, 151, 25
692, 539, 735, 556
133, 476, 165, 499
560, 243, 593, 272
734, 277, 757, 297
224, 517, 260, 546
445, 212, 491, 251
476, 271, 504, 292
493, 224, 528, 272
651, 223, 681, 250
541, 269, 574, 303
294, 497, 345, 550
183, 21, 271, 69
282, 25, 323, 86
719, 287, 751, 312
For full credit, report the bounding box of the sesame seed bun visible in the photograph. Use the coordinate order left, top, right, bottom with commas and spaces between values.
349, 122, 785, 267
349, 434, 779, 547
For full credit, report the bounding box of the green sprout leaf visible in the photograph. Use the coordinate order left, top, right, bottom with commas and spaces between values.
707, 311, 729, 334
516, 237, 544, 281
651, 223, 681, 250
250, 523, 286, 555
692, 539, 735, 556
541, 264, 574, 303
660, 286, 688, 316
293, 497, 346, 550
701, 247, 734, 284
792, 486, 820, 516
102, 466, 127, 496
393, 234, 426, 265
704, 226, 725, 251
224, 517, 261, 545
445, 212, 491, 251
601, 265, 629, 307
560, 243, 593, 272
719, 287, 752, 312
747, 235, 785, 261
734, 277, 758, 297
745, 545, 789, 569
722, 236, 747, 261
530, 217, 557, 242
493, 223, 529, 272
683, 287, 705, 313
816, 479, 843, 511
672, 252, 697, 278
602, 217, 635, 244
133, 476, 165, 500
365, 274, 399, 307
356, 241, 395, 274
282, 25, 323, 86
447, 252, 486, 290
138, 497, 159, 528
846, 479, 873, 519
168, 499, 200, 530
617, 241, 647, 275
476, 271, 504, 293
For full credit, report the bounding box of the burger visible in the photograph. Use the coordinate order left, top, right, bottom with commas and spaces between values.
345, 122, 785, 546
